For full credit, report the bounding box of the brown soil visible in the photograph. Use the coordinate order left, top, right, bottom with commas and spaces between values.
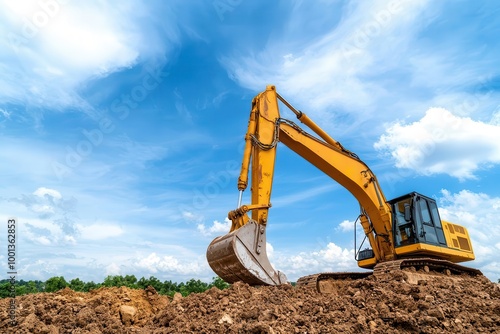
0, 274, 499, 334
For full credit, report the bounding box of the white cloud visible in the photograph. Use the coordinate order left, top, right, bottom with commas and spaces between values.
337, 219, 355, 232
197, 218, 231, 236
105, 263, 122, 276
20, 217, 60, 234
438, 189, 500, 280
33, 187, 62, 200
374, 108, 500, 179
63, 235, 76, 245
22, 187, 64, 217
17, 259, 59, 280
182, 210, 203, 223
135, 252, 203, 275
491, 109, 500, 126
266, 242, 274, 259
79, 222, 124, 240
9, 188, 79, 237
270, 242, 358, 281
319, 243, 354, 263
35, 235, 51, 245
11, 215, 79, 248
13, 187, 67, 216
31, 204, 55, 215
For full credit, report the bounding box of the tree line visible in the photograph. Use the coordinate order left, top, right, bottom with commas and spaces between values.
0, 275, 230, 298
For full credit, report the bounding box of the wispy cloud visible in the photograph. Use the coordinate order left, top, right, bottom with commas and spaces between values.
0, 0, 179, 112
9, 187, 78, 237
0, 108, 11, 119
221, 1, 500, 138
222, 1, 431, 114
272, 184, 337, 206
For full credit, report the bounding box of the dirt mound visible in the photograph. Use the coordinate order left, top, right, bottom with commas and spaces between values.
0, 274, 499, 333
0, 285, 168, 334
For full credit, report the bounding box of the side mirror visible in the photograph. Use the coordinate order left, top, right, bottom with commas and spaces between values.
404, 203, 411, 222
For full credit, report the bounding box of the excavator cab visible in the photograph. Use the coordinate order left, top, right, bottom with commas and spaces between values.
388, 192, 475, 264
391, 192, 446, 248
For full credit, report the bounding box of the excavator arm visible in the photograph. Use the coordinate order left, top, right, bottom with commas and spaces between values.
207, 85, 395, 285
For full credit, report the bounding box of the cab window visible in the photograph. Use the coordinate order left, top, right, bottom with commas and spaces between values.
393, 198, 416, 247
415, 197, 446, 245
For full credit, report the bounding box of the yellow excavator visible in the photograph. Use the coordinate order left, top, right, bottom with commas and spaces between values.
207, 85, 481, 289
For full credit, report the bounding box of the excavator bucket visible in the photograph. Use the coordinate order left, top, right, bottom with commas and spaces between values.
207, 220, 287, 286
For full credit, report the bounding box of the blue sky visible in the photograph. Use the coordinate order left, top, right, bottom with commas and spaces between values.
1, 0, 500, 283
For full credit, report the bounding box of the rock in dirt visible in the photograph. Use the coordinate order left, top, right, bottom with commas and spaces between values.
172, 292, 183, 303
119, 305, 137, 326
218, 313, 233, 324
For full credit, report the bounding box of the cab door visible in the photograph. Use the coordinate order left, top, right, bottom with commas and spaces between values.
414, 196, 447, 245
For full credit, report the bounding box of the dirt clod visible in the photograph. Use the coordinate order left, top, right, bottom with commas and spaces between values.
0, 274, 498, 333
119, 305, 137, 326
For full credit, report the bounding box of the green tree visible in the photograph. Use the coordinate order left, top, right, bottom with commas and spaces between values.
45, 276, 68, 292
176, 281, 185, 296
103, 275, 124, 287
16, 285, 27, 295
149, 276, 163, 291
25, 281, 39, 294
0, 282, 11, 298
0, 275, 234, 299
137, 277, 149, 289
83, 281, 100, 292
138, 276, 164, 292
69, 278, 86, 292
160, 280, 178, 295
180, 279, 209, 296
31, 280, 45, 292
209, 277, 230, 290
123, 275, 138, 288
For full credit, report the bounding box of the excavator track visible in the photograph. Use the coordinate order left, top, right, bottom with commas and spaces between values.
373, 258, 482, 283
296, 272, 372, 290
296, 258, 482, 292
